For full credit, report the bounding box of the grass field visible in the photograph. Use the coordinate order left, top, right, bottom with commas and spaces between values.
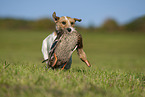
0, 30, 145, 97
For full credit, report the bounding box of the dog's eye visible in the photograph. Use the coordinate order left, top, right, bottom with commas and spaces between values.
62, 22, 66, 25
71, 22, 74, 25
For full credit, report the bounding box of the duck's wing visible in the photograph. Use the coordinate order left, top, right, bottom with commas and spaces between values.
48, 32, 64, 64
49, 40, 58, 58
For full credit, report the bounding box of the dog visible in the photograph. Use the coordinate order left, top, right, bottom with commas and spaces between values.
42, 12, 82, 69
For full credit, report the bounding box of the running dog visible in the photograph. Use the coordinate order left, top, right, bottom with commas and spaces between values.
42, 12, 90, 70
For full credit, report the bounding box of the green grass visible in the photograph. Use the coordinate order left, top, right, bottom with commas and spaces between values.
0, 30, 145, 97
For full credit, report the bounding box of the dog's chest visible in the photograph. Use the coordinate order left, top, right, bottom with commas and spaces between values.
55, 31, 79, 63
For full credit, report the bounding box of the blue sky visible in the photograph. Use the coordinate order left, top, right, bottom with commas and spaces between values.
0, 0, 145, 27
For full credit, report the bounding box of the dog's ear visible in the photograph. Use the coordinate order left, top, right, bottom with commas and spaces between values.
52, 12, 60, 23
74, 18, 82, 22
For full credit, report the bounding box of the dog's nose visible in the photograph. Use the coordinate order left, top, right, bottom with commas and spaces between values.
67, 28, 72, 32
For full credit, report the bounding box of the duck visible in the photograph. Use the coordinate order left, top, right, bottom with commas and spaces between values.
48, 29, 91, 70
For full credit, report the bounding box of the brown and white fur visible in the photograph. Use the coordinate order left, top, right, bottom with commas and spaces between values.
42, 12, 90, 69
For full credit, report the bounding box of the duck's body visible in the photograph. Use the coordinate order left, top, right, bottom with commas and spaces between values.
48, 30, 80, 68
55, 30, 79, 65
48, 29, 91, 69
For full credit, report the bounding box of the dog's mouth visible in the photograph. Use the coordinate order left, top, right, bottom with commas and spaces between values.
57, 27, 75, 33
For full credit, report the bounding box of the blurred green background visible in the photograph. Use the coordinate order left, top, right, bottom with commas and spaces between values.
0, 8, 145, 72
0, 17, 145, 72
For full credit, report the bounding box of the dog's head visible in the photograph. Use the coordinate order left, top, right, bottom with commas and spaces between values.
52, 12, 82, 33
